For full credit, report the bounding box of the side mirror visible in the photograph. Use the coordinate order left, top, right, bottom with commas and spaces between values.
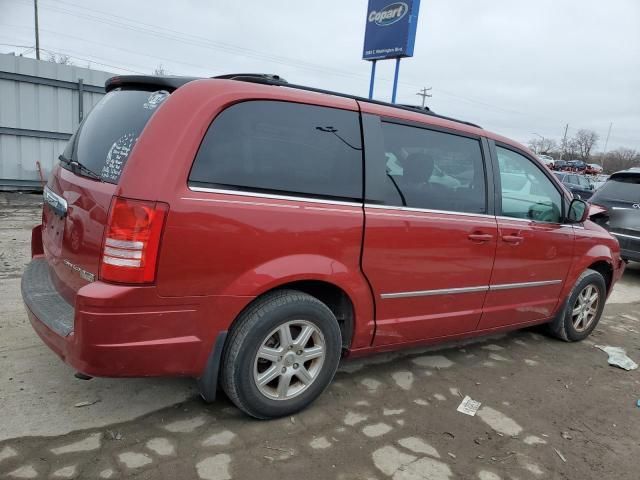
567, 198, 589, 223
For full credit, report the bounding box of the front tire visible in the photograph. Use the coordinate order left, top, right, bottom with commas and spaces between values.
220, 290, 342, 419
547, 269, 606, 342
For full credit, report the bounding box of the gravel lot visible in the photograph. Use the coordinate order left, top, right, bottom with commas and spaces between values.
1, 192, 639, 480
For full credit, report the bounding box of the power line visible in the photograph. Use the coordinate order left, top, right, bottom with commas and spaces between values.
8, 0, 570, 127
26, 0, 548, 114
1, 24, 218, 75
0, 40, 146, 73
18, 0, 368, 81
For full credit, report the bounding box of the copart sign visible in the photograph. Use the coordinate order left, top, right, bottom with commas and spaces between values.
363, 0, 420, 60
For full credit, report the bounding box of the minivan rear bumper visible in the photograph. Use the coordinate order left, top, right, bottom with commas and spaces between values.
22, 257, 230, 378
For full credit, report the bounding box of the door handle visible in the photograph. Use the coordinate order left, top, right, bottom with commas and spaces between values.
502, 234, 524, 244
468, 233, 493, 242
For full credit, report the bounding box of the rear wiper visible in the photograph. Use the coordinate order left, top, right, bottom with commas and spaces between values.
59, 154, 103, 182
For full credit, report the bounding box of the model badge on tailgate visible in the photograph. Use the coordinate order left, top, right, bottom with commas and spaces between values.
63, 259, 96, 282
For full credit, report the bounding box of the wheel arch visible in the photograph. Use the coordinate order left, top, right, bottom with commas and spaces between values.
564, 242, 615, 297
232, 279, 360, 352
219, 254, 375, 350
586, 260, 613, 294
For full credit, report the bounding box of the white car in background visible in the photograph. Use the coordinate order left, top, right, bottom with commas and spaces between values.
537, 154, 555, 168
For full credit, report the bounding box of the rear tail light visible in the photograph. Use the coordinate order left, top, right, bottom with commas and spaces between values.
100, 197, 168, 284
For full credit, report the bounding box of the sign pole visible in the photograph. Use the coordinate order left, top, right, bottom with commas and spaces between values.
391, 58, 401, 103
368, 60, 377, 99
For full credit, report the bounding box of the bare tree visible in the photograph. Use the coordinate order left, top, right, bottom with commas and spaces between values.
558, 138, 578, 160
572, 129, 599, 161
528, 137, 557, 155
603, 147, 640, 173
46, 53, 73, 65
153, 64, 167, 75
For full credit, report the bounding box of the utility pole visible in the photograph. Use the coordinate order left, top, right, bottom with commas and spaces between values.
416, 87, 432, 108
34, 0, 40, 60
532, 132, 544, 154
559, 123, 569, 160
601, 122, 613, 170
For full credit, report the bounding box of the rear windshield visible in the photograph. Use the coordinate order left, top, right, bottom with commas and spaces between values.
591, 176, 640, 203
61, 89, 169, 183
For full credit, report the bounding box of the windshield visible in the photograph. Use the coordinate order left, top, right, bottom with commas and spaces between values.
61, 89, 169, 183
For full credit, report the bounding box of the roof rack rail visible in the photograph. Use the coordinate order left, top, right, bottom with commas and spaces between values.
212, 74, 481, 129
397, 104, 432, 112
213, 73, 288, 83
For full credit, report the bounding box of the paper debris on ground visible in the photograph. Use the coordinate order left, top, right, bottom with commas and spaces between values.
595, 345, 638, 371
456, 395, 481, 416
74, 399, 100, 408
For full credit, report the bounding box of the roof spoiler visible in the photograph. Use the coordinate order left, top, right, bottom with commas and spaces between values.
105, 75, 200, 93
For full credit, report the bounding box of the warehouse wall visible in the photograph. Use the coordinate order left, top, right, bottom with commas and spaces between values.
0, 53, 114, 190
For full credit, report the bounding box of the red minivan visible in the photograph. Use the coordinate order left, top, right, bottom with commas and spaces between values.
23, 74, 625, 418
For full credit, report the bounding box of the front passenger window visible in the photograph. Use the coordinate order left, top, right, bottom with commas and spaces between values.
497, 146, 562, 223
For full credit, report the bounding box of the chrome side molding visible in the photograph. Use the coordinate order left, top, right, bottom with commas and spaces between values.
381, 279, 562, 299
381, 285, 489, 299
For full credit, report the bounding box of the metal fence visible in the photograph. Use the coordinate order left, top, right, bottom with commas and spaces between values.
0, 53, 114, 190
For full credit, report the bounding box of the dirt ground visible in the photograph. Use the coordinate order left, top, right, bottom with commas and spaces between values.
1, 192, 639, 480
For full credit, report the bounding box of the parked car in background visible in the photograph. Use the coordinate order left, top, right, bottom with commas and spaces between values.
590, 168, 640, 262
552, 160, 569, 171
21, 74, 625, 418
566, 160, 588, 172
554, 172, 595, 200
537, 154, 555, 168
592, 174, 610, 190
586, 163, 603, 175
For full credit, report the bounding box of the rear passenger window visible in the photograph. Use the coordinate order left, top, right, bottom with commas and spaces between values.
372, 121, 487, 214
189, 101, 362, 201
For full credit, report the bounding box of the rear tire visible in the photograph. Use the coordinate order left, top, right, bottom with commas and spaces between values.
220, 290, 342, 419
547, 269, 606, 342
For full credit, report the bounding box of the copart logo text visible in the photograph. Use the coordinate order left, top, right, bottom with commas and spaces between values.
368, 2, 408, 26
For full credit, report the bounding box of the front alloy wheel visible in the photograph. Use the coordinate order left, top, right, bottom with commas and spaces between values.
571, 284, 600, 332
547, 268, 606, 342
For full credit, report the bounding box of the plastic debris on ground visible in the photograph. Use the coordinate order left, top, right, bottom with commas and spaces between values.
554, 448, 567, 462
456, 395, 481, 416
595, 345, 638, 371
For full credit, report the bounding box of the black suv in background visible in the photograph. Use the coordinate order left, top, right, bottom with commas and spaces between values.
590, 168, 640, 261
554, 172, 594, 200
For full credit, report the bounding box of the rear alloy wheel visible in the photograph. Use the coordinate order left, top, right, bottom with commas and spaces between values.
253, 320, 326, 400
221, 290, 342, 419
547, 268, 606, 342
